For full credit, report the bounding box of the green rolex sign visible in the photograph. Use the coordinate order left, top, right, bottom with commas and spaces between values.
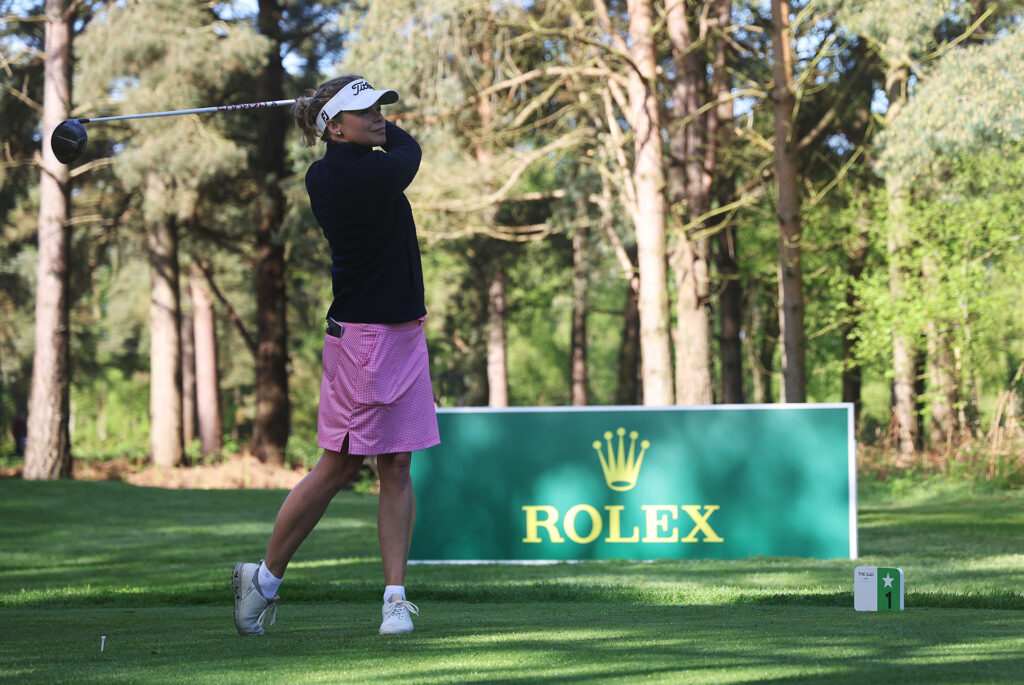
410, 405, 856, 561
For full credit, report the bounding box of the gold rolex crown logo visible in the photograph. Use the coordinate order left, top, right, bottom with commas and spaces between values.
592, 427, 650, 492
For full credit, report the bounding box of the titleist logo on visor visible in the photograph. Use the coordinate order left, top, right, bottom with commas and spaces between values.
316, 80, 398, 133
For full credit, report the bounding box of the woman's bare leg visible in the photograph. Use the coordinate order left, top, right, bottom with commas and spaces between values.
376, 451, 415, 587
263, 441, 363, 578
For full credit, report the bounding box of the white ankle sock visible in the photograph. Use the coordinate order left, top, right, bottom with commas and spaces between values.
257, 561, 282, 600
384, 585, 406, 602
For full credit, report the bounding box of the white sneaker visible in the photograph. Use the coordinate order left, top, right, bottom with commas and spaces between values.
232, 562, 278, 636
379, 597, 419, 635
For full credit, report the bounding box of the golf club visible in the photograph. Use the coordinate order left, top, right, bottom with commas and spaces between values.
50, 99, 297, 164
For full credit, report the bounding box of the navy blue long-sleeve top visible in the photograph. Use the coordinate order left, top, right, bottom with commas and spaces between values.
305, 120, 427, 324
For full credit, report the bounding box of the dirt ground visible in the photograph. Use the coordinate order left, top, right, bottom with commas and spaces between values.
2, 453, 311, 490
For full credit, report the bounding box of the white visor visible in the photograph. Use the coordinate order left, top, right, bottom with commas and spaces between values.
315, 79, 399, 134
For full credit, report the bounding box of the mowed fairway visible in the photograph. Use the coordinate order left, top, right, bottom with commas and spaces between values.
2, 480, 1022, 683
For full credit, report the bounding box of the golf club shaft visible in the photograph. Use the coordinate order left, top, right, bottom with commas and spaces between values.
79, 99, 296, 124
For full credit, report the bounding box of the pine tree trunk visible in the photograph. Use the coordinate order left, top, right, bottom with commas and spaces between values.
770, 0, 807, 403
253, 0, 290, 464
842, 207, 869, 423
667, 0, 713, 406
628, 0, 673, 405
747, 293, 779, 404
253, 237, 289, 464
711, 0, 743, 404
922, 254, 959, 446
673, 240, 713, 404
191, 266, 222, 457
926, 322, 959, 447
884, 62, 918, 461
181, 312, 196, 448
24, 0, 73, 481
486, 267, 509, 407
570, 222, 588, 406
146, 173, 183, 468
616, 275, 642, 406
716, 225, 744, 404
473, 50, 509, 409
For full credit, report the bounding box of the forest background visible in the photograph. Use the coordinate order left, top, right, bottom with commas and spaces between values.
1, 0, 1022, 483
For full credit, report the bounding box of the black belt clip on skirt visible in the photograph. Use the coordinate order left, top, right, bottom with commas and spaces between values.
327, 317, 345, 338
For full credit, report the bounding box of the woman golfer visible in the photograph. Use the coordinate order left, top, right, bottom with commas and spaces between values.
233, 75, 439, 636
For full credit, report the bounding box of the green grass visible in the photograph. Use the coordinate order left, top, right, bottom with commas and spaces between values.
1, 480, 1023, 683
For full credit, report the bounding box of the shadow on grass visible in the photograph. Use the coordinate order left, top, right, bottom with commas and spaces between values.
3, 477, 1023, 683
289, 602, 1024, 684
7, 579, 1023, 613
3, 480, 1023, 616
5, 602, 1023, 684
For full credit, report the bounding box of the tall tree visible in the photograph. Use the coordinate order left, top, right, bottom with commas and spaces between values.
842, 199, 871, 422
588, 0, 675, 405
570, 216, 589, 406
709, 0, 744, 405
181, 310, 197, 447
340, 0, 584, 406
625, 0, 674, 404
666, 0, 714, 405
486, 268, 510, 407
747, 288, 779, 404
77, 0, 268, 465
877, 15, 1024, 447
921, 0, 999, 445
24, 0, 74, 480
769, 0, 807, 403
833, 36, 878, 426
473, 16, 511, 408
145, 172, 182, 467
884, 61, 917, 457
838, 0, 988, 456
190, 264, 222, 457
250, 0, 291, 465
1, 11, 43, 452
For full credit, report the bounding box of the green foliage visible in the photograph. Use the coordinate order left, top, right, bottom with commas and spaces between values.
853, 147, 1024, 420
70, 367, 150, 461
76, 0, 270, 200
0, 4, 46, 450
859, 440, 1024, 503
4, 0, 1024, 464
0, 238, 36, 440
506, 239, 572, 405
833, 0, 969, 64
284, 435, 322, 471
881, 24, 1024, 186
335, 0, 602, 409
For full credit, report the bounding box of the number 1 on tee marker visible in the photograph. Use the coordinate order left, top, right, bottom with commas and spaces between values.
854, 566, 904, 611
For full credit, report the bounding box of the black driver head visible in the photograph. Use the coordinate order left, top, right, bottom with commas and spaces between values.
50, 119, 88, 164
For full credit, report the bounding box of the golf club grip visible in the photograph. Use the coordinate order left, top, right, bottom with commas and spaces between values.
79, 99, 297, 123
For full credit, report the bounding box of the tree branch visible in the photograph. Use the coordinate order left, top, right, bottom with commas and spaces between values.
421, 222, 554, 243
190, 256, 257, 359
418, 129, 588, 213
2, 82, 42, 112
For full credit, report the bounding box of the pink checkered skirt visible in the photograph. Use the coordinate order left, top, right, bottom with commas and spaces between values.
317, 319, 440, 456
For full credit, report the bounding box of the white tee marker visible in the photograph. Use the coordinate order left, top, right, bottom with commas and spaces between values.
854, 566, 904, 611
